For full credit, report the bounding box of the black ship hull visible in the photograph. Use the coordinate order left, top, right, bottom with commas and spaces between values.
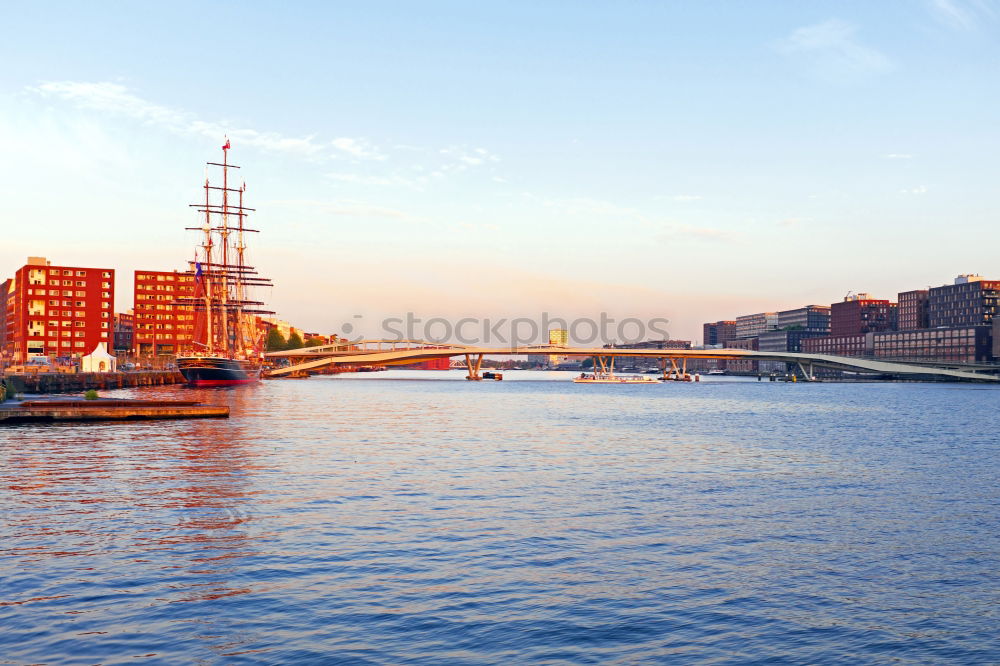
176, 357, 261, 386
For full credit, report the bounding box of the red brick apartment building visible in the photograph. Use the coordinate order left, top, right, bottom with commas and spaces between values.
830, 295, 896, 336
0, 257, 114, 362
132, 270, 196, 356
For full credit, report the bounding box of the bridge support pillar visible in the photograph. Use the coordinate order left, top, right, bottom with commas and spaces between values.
465, 353, 484, 380
796, 361, 815, 382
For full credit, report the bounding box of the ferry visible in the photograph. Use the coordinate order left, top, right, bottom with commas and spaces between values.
574, 373, 659, 384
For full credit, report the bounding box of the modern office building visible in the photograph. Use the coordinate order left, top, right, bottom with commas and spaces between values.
927, 275, 1000, 328
830, 294, 896, 336
132, 270, 197, 356
776, 305, 830, 332
735, 312, 777, 339
0, 257, 114, 362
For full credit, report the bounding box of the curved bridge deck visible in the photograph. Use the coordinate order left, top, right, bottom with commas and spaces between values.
265, 341, 999, 382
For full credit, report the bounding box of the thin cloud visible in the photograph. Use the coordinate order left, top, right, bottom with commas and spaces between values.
672, 194, 703, 202
775, 19, 894, 79
900, 186, 928, 194
29, 81, 326, 156
331, 137, 386, 161
928, 0, 996, 30
884, 153, 913, 159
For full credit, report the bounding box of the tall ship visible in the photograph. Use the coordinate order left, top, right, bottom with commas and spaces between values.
174, 139, 274, 386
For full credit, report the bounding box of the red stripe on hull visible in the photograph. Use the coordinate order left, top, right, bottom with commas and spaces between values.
188, 378, 259, 386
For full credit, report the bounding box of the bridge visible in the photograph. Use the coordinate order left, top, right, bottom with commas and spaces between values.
265, 340, 1000, 382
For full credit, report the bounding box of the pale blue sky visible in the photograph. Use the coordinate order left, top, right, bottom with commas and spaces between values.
1, 1, 997, 341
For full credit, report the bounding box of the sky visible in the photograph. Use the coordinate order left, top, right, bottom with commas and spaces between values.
1, 0, 998, 343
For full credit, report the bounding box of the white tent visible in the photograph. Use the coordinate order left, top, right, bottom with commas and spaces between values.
81, 343, 117, 373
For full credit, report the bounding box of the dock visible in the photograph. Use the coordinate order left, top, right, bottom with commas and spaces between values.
0, 398, 229, 423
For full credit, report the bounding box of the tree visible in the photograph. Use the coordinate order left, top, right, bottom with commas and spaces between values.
286, 331, 304, 350
265, 328, 287, 352
304, 337, 326, 348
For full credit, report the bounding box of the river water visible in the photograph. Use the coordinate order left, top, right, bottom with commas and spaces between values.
1, 372, 998, 664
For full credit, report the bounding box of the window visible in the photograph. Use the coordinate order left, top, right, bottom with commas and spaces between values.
62, 290, 72, 297
75, 281, 86, 287
75, 311, 85, 317
101, 292, 110, 298
74, 341, 85, 347
49, 300, 58, 306
74, 321, 85, 327
76, 271, 86, 277
75, 301, 85, 307
62, 270, 72, 276
102, 282, 110, 288
62, 331, 71, 337
76, 291, 86, 297
75, 331, 85, 338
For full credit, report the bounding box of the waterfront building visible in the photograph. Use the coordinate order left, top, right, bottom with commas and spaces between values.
726, 337, 759, 373
0, 278, 11, 361
114, 311, 134, 353
872, 325, 993, 364
830, 294, 896, 336
898, 290, 930, 331
802, 334, 869, 358
927, 275, 1000, 328
0, 257, 114, 362
133, 270, 197, 356
776, 305, 830, 332
259, 316, 305, 344
703, 320, 737, 346
735, 312, 777, 339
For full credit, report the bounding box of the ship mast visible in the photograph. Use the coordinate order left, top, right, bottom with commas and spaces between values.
179, 139, 274, 358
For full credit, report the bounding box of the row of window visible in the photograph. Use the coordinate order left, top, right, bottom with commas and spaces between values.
136, 274, 195, 283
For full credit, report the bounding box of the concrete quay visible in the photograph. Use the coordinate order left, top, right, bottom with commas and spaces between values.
0, 370, 183, 397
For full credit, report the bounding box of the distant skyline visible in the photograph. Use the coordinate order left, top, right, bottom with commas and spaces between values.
2, 1, 998, 342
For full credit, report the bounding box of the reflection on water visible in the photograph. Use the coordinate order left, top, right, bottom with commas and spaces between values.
2, 375, 999, 663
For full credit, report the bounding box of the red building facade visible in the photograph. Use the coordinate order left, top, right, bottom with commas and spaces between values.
1, 257, 114, 362
133, 270, 196, 356
830, 296, 896, 337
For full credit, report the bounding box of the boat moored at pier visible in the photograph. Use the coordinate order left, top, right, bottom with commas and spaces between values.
174, 139, 274, 387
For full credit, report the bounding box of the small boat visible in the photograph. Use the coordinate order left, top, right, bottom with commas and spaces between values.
707, 369, 725, 375
574, 373, 658, 384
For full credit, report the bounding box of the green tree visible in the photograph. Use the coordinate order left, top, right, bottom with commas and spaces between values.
265, 328, 287, 351
304, 337, 326, 348
286, 331, 305, 350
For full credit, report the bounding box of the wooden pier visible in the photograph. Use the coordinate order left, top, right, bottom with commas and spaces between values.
0, 398, 229, 423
